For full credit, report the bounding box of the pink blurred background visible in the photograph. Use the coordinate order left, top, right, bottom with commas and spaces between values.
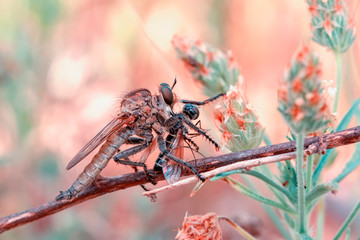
0, 0, 359, 239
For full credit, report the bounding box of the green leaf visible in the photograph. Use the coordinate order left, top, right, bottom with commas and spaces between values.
333, 111, 360, 183
333, 143, 360, 183
333, 201, 360, 240
223, 177, 295, 213
305, 182, 338, 206
313, 98, 360, 184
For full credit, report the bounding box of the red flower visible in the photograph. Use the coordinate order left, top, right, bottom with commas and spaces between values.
292, 78, 303, 93
222, 128, 233, 141
206, 51, 215, 62
200, 64, 209, 76
278, 85, 288, 102
176, 213, 222, 240
214, 108, 224, 123
306, 90, 321, 106
290, 103, 304, 121
304, 60, 321, 79
323, 15, 333, 34
334, 0, 343, 14
309, 0, 318, 16
234, 116, 246, 130
296, 46, 310, 62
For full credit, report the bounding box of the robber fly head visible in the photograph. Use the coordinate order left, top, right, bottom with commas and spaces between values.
160, 83, 174, 106
182, 103, 199, 120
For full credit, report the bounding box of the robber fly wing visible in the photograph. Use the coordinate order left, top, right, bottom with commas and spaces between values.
66, 117, 132, 170
139, 140, 157, 163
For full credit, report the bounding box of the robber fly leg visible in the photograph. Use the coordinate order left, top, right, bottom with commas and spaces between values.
113, 142, 149, 161
180, 93, 225, 106
131, 165, 150, 191
113, 142, 156, 185
115, 157, 156, 185
122, 157, 151, 191
157, 135, 205, 182
125, 136, 146, 145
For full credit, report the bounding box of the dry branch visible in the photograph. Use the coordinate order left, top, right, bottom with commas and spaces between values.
0, 125, 359, 234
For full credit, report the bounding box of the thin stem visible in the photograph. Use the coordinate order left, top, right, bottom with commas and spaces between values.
218, 216, 256, 240
333, 52, 342, 113
306, 155, 313, 193
316, 198, 325, 240
333, 200, 360, 240
345, 227, 351, 240
296, 133, 306, 233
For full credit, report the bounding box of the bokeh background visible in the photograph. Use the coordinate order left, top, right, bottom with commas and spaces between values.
0, 0, 359, 239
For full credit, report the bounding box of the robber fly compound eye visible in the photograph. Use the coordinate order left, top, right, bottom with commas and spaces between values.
182, 103, 199, 120
160, 83, 174, 106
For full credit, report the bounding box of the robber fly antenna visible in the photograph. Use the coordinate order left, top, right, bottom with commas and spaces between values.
171, 76, 177, 90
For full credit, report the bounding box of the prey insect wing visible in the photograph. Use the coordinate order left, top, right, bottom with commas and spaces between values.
162, 129, 184, 184
66, 116, 133, 170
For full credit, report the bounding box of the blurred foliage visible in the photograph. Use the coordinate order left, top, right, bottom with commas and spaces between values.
0, 0, 359, 239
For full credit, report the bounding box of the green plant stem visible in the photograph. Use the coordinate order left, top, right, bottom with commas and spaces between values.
296, 133, 306, 233
333, 201, 360, 240
316, 198, 325, 240
306, 155, 313, 193
345, 228, 351, 240
333, 52, 342, 113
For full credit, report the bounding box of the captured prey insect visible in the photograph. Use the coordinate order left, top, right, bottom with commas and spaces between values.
56, 80, 224, 200
113, 90, 225, 185
154, 102, 221, 184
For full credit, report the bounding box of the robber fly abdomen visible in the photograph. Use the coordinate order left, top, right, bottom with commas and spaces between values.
56, 127, 134, 200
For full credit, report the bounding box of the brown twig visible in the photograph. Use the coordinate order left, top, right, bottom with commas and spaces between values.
0, 125, 359, 234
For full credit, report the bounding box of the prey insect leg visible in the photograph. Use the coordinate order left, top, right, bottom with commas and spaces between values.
157, 135, 204, 182
180, 93, 225, 106
179, 115, 220, 151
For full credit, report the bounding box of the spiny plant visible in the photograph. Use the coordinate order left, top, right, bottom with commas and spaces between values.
172, 0, 359, 239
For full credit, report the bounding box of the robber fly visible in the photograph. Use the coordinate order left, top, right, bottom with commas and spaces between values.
56, 85, 172, 200
56, 80, 223, 200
